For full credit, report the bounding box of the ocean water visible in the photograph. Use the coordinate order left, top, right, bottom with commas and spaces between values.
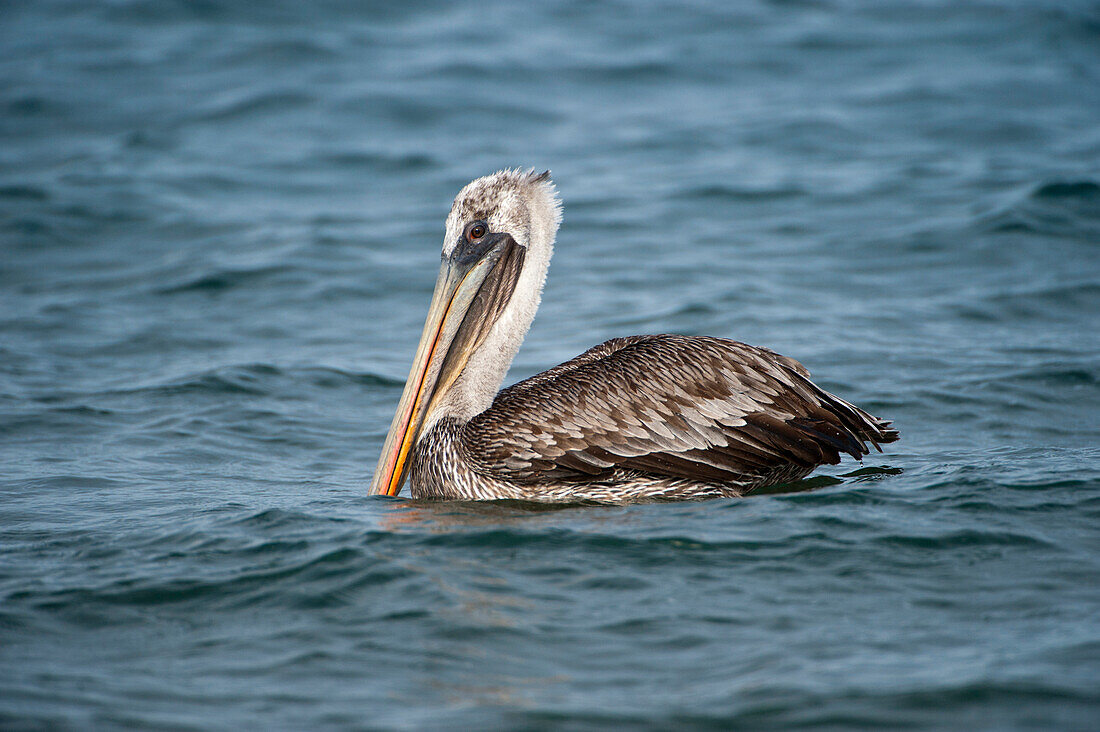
2, 0, 1099, 728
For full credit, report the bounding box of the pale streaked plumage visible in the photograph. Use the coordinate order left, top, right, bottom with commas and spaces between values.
370, 170, 898, 503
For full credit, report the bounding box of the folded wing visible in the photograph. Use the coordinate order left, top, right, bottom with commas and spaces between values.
464, 335, 898, 487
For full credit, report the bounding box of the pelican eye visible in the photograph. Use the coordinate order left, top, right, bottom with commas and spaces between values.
466, 222, 488, 242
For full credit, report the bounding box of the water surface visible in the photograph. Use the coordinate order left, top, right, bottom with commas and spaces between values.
2, 0, 1099, 728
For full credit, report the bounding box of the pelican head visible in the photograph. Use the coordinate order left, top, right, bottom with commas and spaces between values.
369, 169, 562, 496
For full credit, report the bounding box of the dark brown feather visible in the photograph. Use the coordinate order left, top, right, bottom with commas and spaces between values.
463, 335, 898, 488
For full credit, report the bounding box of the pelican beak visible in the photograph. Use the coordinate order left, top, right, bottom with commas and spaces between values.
369, 232, 525, 496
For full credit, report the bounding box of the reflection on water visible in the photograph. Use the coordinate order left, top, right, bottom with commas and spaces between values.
375, 496, 633, 533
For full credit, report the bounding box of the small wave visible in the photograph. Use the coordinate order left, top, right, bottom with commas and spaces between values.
1012, 365, 1097, 386
9, 475, 129, 492
161, 363, 283, 396
296, 366, 404, 389
233, 506, 341, 529
563, 59, 677, 83
153, 362, 403, 398
30, 363, 401, 404
155, 265, 295, 294
195, 90, 316, 123
1032, 180, 1100, 200
1, 216, 57, 238
955, 361, 1098, 402
1003, 477, 1097, 492
316, 150, 437, 172
976, 179, 1100, 237
413, 526, 856, 562
221, 38, 342, 65
12, 546, 369, 612
873, 529, 1053, 551
344, 93, 561, 127
672, 183, 807, 202
957, 282, 1100, 323
3, 95, 68, 117
0, 185, 49, 201
538, 680, 1100, 729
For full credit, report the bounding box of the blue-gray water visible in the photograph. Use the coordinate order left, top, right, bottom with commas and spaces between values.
2, 0, 1099, 729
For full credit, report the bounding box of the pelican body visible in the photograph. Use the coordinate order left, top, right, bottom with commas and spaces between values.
369, 170, 898, 502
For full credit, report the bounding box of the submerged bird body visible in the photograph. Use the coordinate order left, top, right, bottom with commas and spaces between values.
370, 170, 897, 503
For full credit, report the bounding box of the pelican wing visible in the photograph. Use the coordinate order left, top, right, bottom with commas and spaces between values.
464, 335, 898, 487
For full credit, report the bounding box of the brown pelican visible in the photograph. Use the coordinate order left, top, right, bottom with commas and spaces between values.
369, 169, 898, 502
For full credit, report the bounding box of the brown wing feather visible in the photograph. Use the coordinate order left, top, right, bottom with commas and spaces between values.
464, 335, 898, 486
